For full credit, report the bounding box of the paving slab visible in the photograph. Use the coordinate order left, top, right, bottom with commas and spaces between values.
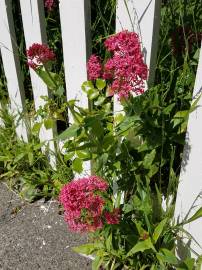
0, 183, 91, 270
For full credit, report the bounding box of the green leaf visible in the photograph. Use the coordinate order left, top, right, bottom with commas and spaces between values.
73, 243, 102, 255
150, 265, 159, 270
153, 218, 168, 243
58, 124, 80, 140
32, 122, 42, 133
36, 69, 57, 89
28, 152, 34, 166
76, 150, 90, 160
44, 118, 54, 129
148, 164, 159, 177
116, 116, 141, 134
163, 103, 175, 115
190, 93, 202, 113
72, 158, 83, 173
157, 249, 178, 265
55, 86, 64, 97
135, 221, 145, 236
94, 96, 106, 106
84, 116, 103, 138
14, 153, 26, 163
184, 207, 202, 225
196, 255, 202, 270
126, 238, 156, 257
184, 258, 195, 270
64, 152, 74, 161
96, 79, 106, 90
81, 81, 94, 93
172, 110, 189, 128
87, 88, 99, 100
92, 256, 103, 270
105, 233, 112, 251
143, 149, 156, 169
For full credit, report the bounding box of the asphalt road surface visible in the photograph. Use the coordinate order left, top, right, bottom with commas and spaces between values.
0, 182, 91, 270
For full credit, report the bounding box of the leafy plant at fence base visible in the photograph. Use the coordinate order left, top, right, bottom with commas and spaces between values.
0, 106, 72, 201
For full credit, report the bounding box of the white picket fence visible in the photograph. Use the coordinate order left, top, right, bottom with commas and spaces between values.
0, 0, 201, 255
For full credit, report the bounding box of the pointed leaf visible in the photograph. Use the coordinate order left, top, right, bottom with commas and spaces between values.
153, 218, 168, 243
157, 249, 178, 265
36, 69, 57, 89
184, 207, 202, 225
73, 243, 102, 255
143, 150, 156, 169
184, 258, 195, 270
126, 238, 156, 257
92, 256, 103, 270
58, 124, 80, 140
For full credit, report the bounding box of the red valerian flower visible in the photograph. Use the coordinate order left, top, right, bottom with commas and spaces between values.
59, 176, 109, 232
27, 43, 55, 70
44, 0, 56, 11
103, 30, 148, 99
104, 208, 121, 225
87, 54, 102, 80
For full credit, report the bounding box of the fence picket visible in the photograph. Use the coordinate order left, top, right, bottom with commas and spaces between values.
19, 0, 56, 166
59, 0, 91, 113
0, 0, 28, 141
175, 43, 202, 255
59, 0, 91, 175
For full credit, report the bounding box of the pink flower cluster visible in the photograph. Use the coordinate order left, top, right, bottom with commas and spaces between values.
59, 176, 120, 232
27, 43, 55, 70
44, 0, 56, 11
87, 30, 148, 99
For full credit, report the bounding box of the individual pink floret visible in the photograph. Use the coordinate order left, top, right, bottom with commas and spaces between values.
87, 54, 102, 80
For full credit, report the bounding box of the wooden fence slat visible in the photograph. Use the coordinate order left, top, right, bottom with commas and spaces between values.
19, 0, 56, 166
59, 0, 91, 175
175, 43, 202, 255
0, 0, 28, 141
59, 0, 91, 113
